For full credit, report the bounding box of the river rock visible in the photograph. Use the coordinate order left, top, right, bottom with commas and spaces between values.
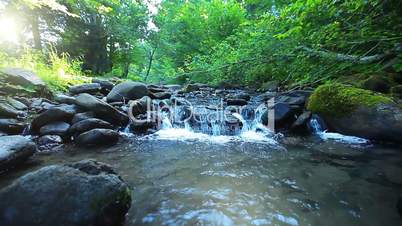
261, 103, 296, 130
69, 118, 113, 136
92, 79, 114, 94
39, 121, 70, 137
0, 119, 26, 135
226, 98, 248, 106
0, 102, 23, 118
71, 111, 96, 124
76, 129, 119, 147
290, 111, 312, 134
31, 105, 77, 132
0, 135, 36, 171
0, 159, 131, 226
150, 91, 172, 100
106, 81, 148, 103
129, 96, 152, 117
54, 94, 76, 104
6, 97, 28, 110
75, 93, 129, 126
69, 83, 101, 95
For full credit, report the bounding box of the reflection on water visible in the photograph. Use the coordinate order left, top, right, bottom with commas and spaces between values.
0, 137, 402, 226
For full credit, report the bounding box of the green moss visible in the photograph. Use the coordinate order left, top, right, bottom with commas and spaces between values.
307, 83, 393, 117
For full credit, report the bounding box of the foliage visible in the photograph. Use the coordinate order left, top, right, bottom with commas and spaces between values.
0, 48, 89, 91
1, 0, 402, 87
307, 82, 393, 117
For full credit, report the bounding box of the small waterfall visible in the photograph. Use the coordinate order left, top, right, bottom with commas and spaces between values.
161, 112, 173, 129
232, 113, 248, 132
309, 115, 369, 145
211, 119, 221, 136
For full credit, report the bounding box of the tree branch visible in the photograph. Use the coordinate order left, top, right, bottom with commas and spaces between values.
298, 45, 401, 64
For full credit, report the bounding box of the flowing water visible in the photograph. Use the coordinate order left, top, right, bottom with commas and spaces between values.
1, 129, 402, 226
1, 92, 402, 225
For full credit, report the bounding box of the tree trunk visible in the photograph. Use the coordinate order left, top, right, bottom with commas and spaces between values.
31, 10, 42, 51
144, 48, 156, 82
122, 62, 130, 78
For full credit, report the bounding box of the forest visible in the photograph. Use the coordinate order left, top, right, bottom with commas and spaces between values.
1, 0, 401, 90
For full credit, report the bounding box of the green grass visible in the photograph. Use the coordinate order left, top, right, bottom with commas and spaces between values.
0, 48, 90, 92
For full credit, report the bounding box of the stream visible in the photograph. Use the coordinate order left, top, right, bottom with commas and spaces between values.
1, 129, 402, 226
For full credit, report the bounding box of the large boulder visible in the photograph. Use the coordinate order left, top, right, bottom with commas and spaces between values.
76, 129, 119, 147
0, 119, 26, 135
69, 118, 113, 136
307, 83, 402, 143
106, 81, 148, 103
75, 93, 128, 126
0, 135, 36, 171
0, 68, 45, 87
0, 68, 51, 97
92, 79, 114, 95
0, 159, 131, 226
31, 105, 77, 132
39, 121, 70, 137
69, 83, 101, 95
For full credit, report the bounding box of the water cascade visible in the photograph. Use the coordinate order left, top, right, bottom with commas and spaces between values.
309, 115, 369, 145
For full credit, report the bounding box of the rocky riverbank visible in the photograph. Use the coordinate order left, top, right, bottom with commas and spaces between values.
1, 67, 402, 225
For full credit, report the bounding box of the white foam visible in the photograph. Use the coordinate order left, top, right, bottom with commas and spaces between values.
318, 132, 369, 145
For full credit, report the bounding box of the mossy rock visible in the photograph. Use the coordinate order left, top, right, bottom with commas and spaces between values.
361, 75, 391, 93
391, 85, 402, 99
307, 83, 393, 117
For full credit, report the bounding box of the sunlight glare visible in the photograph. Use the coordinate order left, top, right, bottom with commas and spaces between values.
0, 17, 19, 44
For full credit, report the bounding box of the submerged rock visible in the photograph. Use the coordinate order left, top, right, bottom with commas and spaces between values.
76, 129, 119, 147
308, 83, 402, 143
0, 159, 131, 226
0, 135, 36, 171
106, 81, 148, 103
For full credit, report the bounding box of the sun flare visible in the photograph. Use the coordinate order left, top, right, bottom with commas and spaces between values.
0, 17, 19, 44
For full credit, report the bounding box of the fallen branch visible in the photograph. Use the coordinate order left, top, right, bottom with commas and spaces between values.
298, 44, 401, 64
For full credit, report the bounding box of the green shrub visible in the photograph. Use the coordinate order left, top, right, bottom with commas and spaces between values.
0, 48, 89, 92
